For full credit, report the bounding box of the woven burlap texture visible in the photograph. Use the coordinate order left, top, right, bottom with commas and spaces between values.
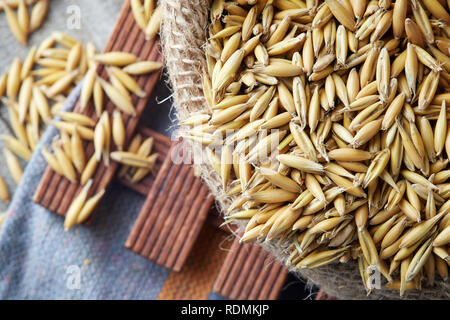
160, 0, 450, 299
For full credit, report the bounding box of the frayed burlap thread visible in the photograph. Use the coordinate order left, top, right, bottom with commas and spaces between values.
160, 0, 450, 299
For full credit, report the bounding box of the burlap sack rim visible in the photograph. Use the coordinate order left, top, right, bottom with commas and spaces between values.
160, 0, 449, 300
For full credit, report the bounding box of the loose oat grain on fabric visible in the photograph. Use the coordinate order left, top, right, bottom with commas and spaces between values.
0, 0, 124, 212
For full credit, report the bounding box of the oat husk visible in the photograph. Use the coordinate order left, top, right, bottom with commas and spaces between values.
160, 0, 449, 299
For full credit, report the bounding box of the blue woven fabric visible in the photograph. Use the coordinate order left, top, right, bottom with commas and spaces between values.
208, 292, 227, 300
0, 84, 171, 299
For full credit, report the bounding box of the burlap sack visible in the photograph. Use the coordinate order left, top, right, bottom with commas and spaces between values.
160, 0, 450, 299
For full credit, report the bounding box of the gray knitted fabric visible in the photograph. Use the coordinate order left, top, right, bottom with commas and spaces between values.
0, 0, 181, 299
0, 82, 175, 299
